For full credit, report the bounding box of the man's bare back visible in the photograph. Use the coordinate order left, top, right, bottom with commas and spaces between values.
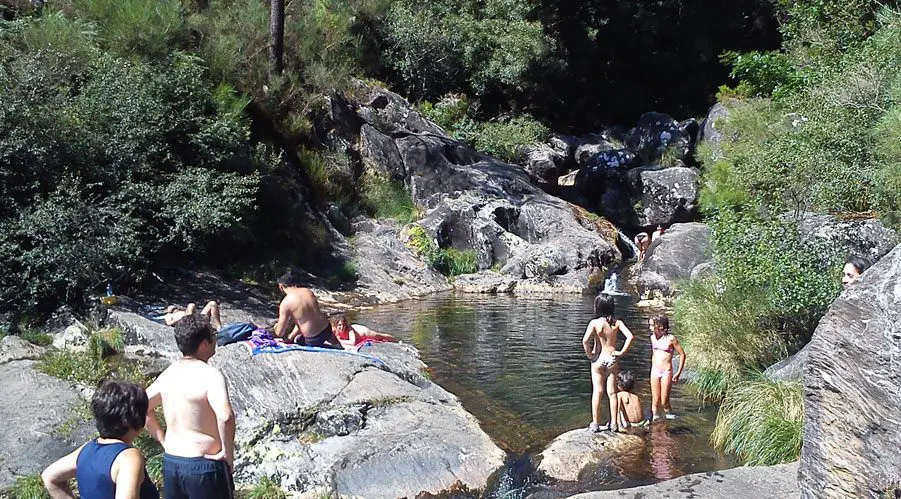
146, 360, 227, 459
274, 287, 329, 342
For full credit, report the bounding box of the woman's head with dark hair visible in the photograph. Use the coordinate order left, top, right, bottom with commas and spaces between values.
173, 312, 215, 356
91, 380, 148, 440
594, 293, 615, 320
842, 255, 873, 287
651, 314, 670, 333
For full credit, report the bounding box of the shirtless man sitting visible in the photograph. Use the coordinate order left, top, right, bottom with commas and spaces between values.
145, 313, 235, 499
273, 271, 343, 349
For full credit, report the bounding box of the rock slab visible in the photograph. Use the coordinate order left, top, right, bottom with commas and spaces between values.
211, 341, 506, 498
570, 461, 799, 498
535, 429, 643, 482
635, 222, 711, 296
0, 359, 93, 490
800, 244, 901, 498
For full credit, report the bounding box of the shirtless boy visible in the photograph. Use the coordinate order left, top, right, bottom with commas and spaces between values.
582, 293, 634, 432
615, 371, 645, 428
145, 313, 235, 498
273, 271, 343, 349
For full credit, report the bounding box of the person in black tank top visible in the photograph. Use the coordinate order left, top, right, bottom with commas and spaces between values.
42, 380, 159, 498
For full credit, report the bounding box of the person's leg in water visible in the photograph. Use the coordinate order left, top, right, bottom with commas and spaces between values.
589, 364, 605, 431
606, 367, 620, 431
199, 301, 222, 331
660, 372, 675, 419
650, 368, 662, 421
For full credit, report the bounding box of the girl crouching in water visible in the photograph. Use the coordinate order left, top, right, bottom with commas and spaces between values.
649, 314, 686, 421
583, 293, 634, 432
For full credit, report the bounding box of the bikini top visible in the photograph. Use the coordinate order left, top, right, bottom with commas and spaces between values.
650, 333, 674, 353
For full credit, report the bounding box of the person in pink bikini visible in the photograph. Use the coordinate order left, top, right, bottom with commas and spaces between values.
648, 314, 686, 421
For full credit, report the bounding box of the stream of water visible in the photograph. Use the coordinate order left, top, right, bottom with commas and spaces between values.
351, 274, 737, 496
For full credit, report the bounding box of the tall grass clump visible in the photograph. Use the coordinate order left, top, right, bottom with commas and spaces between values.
65, 0, 189, 60
8, 474, 49, 499
240, 477, 288, 499
360, 173, 417, 223
405, 225, 478, 277
711, 377, 803, 465
674, 279, 786, 400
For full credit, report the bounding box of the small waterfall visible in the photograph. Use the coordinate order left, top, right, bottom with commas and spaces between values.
602, 272, 629, 296
617, 228, 640, 260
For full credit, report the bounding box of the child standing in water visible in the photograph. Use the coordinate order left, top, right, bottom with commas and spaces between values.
583, 294, 634, 432
648, 314, 686, 421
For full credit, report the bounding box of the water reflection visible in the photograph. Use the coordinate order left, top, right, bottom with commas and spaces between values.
352, 291, 737, 489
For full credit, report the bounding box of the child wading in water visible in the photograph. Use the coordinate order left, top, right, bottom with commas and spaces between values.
649, 314, 686, 421
583, 293, 634, 432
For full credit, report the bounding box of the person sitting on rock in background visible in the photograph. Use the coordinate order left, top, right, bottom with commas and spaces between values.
145, 313, 236, 499
634, 232, 651, 262
615, 370, 646, 428
841, 255, 872, 288
42, 380, 160, 499
583, 293, 635, 433
648, 314, 686, 422
651, 224, 666, 241
274, 270, 344, 349
164, 300, 222, 330
331, 314, 396, 346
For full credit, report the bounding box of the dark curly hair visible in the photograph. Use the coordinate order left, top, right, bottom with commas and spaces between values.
92, 380, 148, 439
617, 370, 636, 392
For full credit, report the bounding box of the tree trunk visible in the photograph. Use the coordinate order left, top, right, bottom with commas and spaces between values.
269, 0, 285, 79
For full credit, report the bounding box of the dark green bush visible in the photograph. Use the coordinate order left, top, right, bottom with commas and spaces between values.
0, 14, 259, 313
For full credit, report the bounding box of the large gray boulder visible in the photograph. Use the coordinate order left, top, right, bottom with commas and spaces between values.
624, 112, 695, 165
570, 462, 799, 498
627, 166, 700, 227
211, 342, 506, 497
764, 344, 809, 382
794, 212, 898, 264
338, 85, 621, 293
521, 144, 564, 187
698, 102, 731, 160
535, 429, 643, 482
635, 223, 711, 296
0, 359, 94, 489
800, 244, 901, 498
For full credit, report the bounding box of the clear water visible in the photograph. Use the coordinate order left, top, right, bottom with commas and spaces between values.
351, 280, 737, 495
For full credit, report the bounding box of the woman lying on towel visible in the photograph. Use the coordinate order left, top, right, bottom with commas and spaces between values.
330, 315, 396, 347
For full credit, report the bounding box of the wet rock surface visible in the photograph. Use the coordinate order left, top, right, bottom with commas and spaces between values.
801, 244, 901, 498
569, 462, 799, 498
535, 429, 643, 482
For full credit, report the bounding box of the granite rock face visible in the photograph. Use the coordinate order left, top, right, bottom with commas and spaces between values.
211, 342, 507, 498
570, 462, 800, 499
800, 244, 901, 498
0, 357, 93, 490
634, 222, 711, 296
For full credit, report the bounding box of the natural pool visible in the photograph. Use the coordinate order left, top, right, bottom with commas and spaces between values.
352, 279, 738, 496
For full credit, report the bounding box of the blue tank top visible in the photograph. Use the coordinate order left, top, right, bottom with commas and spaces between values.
76, 440, 159, 499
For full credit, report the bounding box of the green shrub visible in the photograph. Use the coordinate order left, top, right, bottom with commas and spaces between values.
0, 17, 259, 314
383, 0, 553, 100
711, 377, 803, 465
241, 477, 287, 499
457, 114, 549, 163
405, 225, 478, 277
8, 474, 49, 499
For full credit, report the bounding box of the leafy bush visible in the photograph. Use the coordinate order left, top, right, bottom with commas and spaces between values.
20, 330, 53, 347
383, 0, 553, 100
360, 173, 417, 223
0, 15, 259, 314
711, 377, 803, 465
